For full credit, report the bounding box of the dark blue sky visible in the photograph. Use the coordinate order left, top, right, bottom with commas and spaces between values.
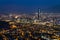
0, 0, 60, 14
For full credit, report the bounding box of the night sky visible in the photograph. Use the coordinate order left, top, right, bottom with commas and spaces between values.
0, 0, 60, 14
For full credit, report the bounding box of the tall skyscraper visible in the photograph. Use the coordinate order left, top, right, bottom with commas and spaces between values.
38, 8, 41, 20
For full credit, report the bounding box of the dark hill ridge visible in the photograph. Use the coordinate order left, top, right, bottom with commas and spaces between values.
0, 21, 10, 29
42, 5, 60, 13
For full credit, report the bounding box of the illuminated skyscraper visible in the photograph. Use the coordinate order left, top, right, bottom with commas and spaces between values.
38, 8, 41, 20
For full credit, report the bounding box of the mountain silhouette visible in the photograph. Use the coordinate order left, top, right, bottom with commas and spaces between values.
43, 5, 60, 13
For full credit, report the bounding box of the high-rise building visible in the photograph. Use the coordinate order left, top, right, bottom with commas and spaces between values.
38, 8, 41, 20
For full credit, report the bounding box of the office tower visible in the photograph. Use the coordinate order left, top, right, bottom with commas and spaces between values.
38, 8, 41, 20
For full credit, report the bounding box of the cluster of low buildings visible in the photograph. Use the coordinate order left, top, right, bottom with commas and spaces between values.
0, 13, 60, 40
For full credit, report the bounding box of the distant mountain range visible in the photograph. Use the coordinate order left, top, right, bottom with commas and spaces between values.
0, 5, 60, 14
42, 5, 60, 13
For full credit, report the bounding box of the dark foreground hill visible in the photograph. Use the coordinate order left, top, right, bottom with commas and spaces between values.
0, 21, 10, 29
